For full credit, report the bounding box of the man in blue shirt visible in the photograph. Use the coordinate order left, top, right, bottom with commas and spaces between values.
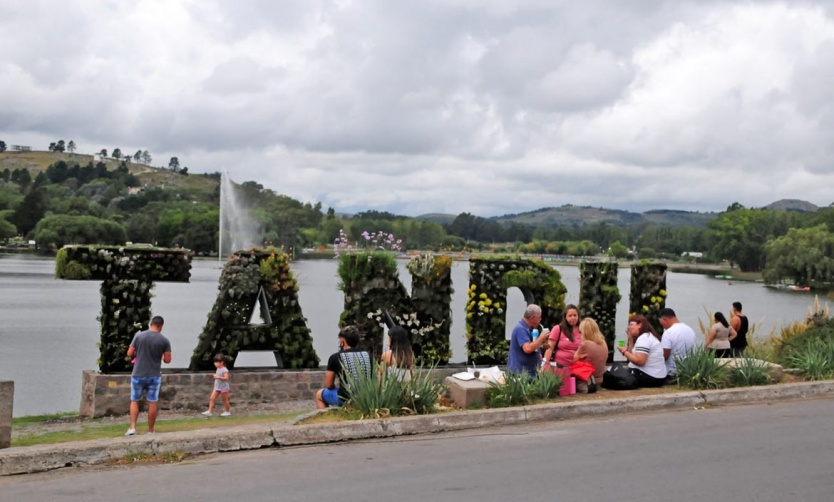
508, 304, 549, 377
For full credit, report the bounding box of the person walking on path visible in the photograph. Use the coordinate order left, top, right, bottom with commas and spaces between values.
202, 354, 232, 417
126, 316, 172, 436
730, 302, 749, 356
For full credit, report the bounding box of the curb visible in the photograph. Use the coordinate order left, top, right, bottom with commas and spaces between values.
2, 380, 833, 476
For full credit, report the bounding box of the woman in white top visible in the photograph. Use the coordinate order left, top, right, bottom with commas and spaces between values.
706, 311, 736, 358
617, 314, 667, 387
381, 326, 413, 382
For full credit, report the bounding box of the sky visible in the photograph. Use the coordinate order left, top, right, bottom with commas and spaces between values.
2, 1, 834, 217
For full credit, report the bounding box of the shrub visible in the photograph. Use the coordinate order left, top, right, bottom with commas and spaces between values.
531, 370, 562, 400
343, 362, 406, 419
486, 372, 533, 408
727, 357, 774, 387
405, 365, 445, 415
673, 347, 729, 390
343, 362, 445, 418
787, 339, 834, 381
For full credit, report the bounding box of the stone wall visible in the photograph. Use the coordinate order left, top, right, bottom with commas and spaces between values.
0, 381, 13, 449
80, 367, 461, 418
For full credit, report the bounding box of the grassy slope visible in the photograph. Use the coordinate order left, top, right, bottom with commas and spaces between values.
0, 150, 218, 195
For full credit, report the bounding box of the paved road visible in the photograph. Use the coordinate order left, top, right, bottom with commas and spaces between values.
3, 398, 834, 501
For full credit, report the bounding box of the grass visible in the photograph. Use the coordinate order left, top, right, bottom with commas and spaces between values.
12, 412, 76, 427
11, 411, 304, 447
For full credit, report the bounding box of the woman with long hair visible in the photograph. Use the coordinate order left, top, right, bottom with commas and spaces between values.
542, 304, 582, 370
617, 314, 667, 387
381, 325, 414, 381
706, 311, 736, 358
575, 318, 609, 386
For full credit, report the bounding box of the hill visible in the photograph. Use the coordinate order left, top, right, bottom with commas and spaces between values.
492, 204, 716, 228
762, 199, 819, 212
415, 213, 457, 225
0, 150, 218, 195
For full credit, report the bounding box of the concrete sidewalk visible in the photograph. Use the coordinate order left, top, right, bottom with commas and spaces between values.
2, 380, 833, 476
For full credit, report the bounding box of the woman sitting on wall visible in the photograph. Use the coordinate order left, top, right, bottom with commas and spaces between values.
617, 314, 667, 387
542, 304, 582, 372
575, 317, 609, 389
381, 325, 414, 382
706, 311, 736, 358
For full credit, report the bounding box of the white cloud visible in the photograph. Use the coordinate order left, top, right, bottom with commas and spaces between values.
2, 0, 834, 216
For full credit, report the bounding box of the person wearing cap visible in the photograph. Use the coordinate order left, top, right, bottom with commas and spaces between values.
729, 302, 749, 356
658, 308, 696, 377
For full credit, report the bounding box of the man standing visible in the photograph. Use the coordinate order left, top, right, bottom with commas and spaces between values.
316, 326, 372, 409
508, 304, 550, 377
730, 302, 749, 356
126, 316, 172, 436
658, 308, 696, 377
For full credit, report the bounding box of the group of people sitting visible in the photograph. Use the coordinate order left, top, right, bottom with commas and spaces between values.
317, 302, 751, 407
510, 302, 750, 390
315, 324, 415, 409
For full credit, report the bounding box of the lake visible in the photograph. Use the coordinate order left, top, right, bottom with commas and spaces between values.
0, 253, 822, 416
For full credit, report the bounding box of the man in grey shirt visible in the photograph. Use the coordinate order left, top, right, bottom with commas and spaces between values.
126, 316, 172, 436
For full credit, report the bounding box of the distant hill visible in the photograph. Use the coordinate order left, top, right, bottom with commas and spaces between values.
493, 204, 717, 228
415, 213, 457, 225
0, 150, 217, 194
762, 199, 819, 212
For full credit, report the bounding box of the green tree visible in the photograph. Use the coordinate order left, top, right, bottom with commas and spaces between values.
133, 150, 142, 163
608, 241, 630, 258
55, 140, 66, 152
0, 140, 6, 152
0, 215, 16, 241
706, 208, 793, 271
99, 149, 107, 157
67, 140, 76, 154
112, 148, 122, 160
168, 157, 180, 172
11, 188, 50, 235
763, 225, 834, 287
33, 214, 126, 249
141, 150, 152, 164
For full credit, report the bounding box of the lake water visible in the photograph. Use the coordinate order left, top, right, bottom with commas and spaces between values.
0, 253, 823, 416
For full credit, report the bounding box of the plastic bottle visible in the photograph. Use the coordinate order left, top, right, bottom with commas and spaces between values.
531, 328, 539, 342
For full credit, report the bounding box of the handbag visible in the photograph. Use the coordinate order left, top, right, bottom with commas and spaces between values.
601, 363, 638, 390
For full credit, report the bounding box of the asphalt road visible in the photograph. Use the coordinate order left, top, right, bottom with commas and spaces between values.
3, 398, 834, 501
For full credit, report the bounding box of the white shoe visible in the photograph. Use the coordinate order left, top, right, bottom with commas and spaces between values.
220, 411, 231, 417
125, 428, 136, 436
201, 411, 213, 416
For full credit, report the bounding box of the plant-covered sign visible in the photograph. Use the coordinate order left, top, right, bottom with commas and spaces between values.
189, 248, 319, 371
55, 245, 192, 373
466, 257, 566, 365
629, 261, 667, 334
579, 261, 621, 360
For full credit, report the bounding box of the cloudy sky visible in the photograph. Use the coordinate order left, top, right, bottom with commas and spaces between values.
2, 1, 834, 217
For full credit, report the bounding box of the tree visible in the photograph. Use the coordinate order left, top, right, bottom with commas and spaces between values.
0, 140, 6, 152
48, 142, 56, 151
112, 148, 122, 160
706, 208, 794, 271
763, 225, 834, 287
141, 150, 152, 165
55, 140, 65, 152
99, 149, 108, 157
133, 150, 142, 163
67, 140, 76, 154
11, 187, 49, 235
608, 241, 630, 259
168, 157, 180, 172
33, 214, 126, 249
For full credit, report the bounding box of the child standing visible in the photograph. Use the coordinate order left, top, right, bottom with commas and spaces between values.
202, 354, 232, 417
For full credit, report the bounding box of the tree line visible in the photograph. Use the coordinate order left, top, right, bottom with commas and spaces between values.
1, 153, 832, 287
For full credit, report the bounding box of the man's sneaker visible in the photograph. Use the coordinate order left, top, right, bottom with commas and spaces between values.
125, 428, 136, 436
201, 411, 212, 416
146, 431, 155, 436
220, 411, 231, 417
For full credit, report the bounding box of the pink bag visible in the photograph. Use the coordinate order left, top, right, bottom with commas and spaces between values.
559, 376, 576, 396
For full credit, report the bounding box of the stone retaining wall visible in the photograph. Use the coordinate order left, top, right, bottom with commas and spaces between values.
0, 381, 12, 449
80, 367, 461, 418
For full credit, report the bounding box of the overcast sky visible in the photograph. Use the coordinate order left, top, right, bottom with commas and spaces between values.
2, 1, 833, 217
